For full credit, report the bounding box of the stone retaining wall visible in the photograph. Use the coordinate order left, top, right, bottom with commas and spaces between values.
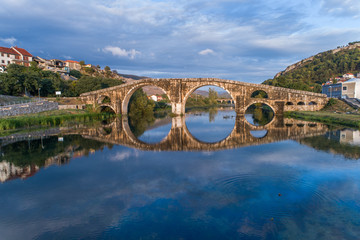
0, 101, 58, 117
58, 104, 86, 110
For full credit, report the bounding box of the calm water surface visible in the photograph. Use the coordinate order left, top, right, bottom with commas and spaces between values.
1, 110, 360, 239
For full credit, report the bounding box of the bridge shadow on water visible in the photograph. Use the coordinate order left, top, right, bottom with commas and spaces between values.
79, 112, 329, 152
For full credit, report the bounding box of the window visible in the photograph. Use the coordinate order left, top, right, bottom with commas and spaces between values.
1, 60, 4, 63
343, 86, 347, 91
1, 53, 3, 57
7, 54, 9, 57
7, 61, 10, 64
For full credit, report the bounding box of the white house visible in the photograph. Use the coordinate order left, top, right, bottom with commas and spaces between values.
0, 46, 17, 67
341, 78, 360, 98
0, 46, 33, 67
343, 73, 355, 79
149, 95, 158, 101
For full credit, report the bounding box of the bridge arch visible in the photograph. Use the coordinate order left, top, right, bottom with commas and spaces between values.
181, 119, 238, 148
121, 83, 172, 115
244, 101, 276, 115
98, 104, 116, 113
250, 90, 268, 98
183, 83, 236, 111
244, 101, 276, 128
121, 117, 173, 148
97, 95, 112, 105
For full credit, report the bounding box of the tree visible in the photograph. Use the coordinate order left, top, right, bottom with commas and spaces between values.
208, 88, 218, 105
104, 66, 111, 72
69, 69, 82, 79
79, 60, 85, 66
128, 88, 156, 137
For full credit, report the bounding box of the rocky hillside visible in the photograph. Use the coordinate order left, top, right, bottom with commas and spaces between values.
77, 65, 147, 83
263, 41, 360, 92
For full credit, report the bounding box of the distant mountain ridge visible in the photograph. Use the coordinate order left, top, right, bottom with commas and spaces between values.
263, 41, 360, 92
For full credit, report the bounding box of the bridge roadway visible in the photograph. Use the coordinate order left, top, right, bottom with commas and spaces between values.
76, 116, 328, 152
80, 78, 328, 115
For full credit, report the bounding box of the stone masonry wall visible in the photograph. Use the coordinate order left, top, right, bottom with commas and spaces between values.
0, 101, 59, 117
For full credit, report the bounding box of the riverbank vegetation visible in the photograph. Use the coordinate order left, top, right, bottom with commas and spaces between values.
0, 109, 115, 131
186, 88, 220, 108
0, 64, 124, 97
128, 88, 171, 137
0, 135, 112, 168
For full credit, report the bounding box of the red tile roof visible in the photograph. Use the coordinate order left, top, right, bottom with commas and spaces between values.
12, 47, 32, 57
0, 47, 17, 55
65, 60, 79, 63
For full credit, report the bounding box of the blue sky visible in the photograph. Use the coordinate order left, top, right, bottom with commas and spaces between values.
1, 0, 360, 83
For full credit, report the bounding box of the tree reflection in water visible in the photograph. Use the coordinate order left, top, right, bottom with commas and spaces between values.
246, 103, 274, 126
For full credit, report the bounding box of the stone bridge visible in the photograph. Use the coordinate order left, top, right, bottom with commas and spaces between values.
80, 78, 328, 115
77, 116, 328, 152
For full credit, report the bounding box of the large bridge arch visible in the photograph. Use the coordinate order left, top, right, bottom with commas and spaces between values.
121, 82, 172, 115
182, 82, 236, 112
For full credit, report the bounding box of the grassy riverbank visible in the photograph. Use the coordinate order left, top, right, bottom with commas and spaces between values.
285, 111, 360, 128
285, 99, 360, 128
0, 109, 115, 131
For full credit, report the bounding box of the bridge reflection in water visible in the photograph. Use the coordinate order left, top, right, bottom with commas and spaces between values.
79, 115, 329, 152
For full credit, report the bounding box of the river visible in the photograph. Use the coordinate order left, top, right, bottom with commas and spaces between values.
0, 109, 360, 239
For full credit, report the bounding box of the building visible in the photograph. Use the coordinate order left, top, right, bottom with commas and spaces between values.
322, 78, 360, 99
12, 46, 33, 66
342, 78, 360, 98
33, 57, 69, 73
343, 73, 355, 79
0, 46, 33, 67
322, 83, 342, 98
0, 47, 17, 67
149, 95, 158, 101
33, 56, 52, 69
65, 60, 81, 71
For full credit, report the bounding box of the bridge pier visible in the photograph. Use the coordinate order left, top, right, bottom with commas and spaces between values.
172, 102, 185, 115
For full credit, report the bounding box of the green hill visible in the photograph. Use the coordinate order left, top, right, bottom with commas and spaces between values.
263, 41, 360, 93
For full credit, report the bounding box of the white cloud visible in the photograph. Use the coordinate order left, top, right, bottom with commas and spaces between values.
198, 48, 215, 55
0, 37, 16, 45
320, 0, 360, 18
103, 46, 141, 60
110, 150, 140, 162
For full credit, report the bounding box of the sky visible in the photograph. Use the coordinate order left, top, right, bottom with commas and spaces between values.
1, 0, 360, 83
